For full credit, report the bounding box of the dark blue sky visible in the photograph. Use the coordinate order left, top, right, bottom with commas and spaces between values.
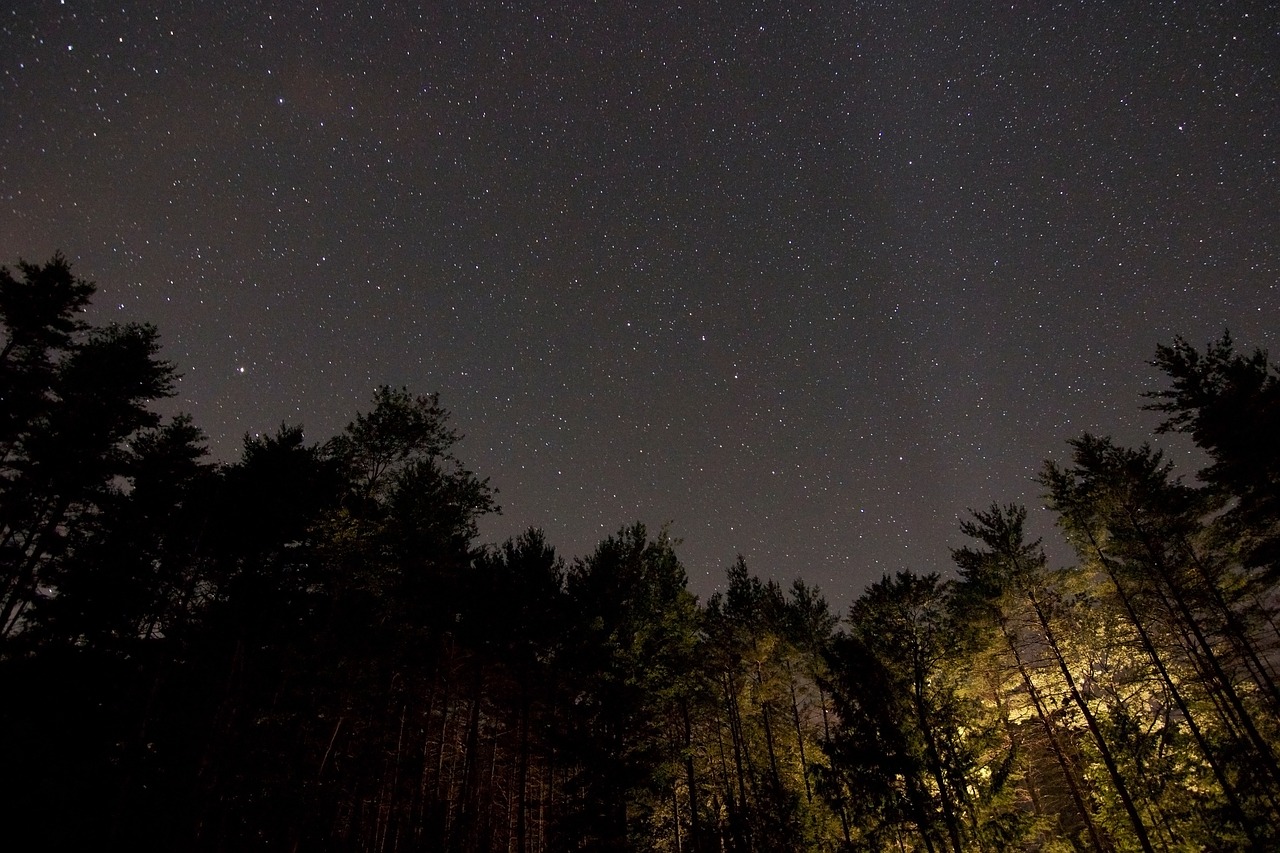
3, 1, 1275, 609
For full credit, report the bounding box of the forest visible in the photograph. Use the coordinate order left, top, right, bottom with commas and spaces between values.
1, 254, 1278, 852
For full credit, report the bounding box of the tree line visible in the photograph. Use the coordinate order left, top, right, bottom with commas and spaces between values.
2, 254, 1277, 851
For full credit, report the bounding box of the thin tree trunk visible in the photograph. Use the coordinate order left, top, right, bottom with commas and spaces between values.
450, 661, 485, 853
752, 659, 784, 796
1141, 542, 1280, 787
1024, 587, 1156, 853
911, 651, 963, 853
682, 699, 703, 853
997, 614, 1112, 853
1178, 533, 1280, 712
784, 661, 813, 805
517, 678, 530, 853
1083, 530, 1277, 832
1, 493, 74, 635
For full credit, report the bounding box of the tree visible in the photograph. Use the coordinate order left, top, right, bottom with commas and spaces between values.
1147, 333, 1280, 571
1043, 436, 1280, 847
29, 414, 213, 651
1, 319, 178, 638
701, 559, 839, 852
194, 387, 498, 850
0, 253, 94, 453
560, 524, 703, 851
0, 255, 204, 848
954, 505, 1131, 852
468, 530, 570, 853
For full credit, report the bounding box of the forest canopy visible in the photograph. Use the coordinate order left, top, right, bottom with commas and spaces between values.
2, 255, 1278, 851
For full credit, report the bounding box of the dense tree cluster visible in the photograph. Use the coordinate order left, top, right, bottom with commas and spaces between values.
2, 255, 1277, 851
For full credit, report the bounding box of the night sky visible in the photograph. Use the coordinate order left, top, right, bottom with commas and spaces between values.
2, 2, 1276, 609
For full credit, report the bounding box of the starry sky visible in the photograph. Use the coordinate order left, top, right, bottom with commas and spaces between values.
2, 1, 1276, 609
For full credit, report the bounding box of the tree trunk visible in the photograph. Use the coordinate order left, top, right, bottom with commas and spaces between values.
1024, 587, 1156, 853
997, 613, 1112, 853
